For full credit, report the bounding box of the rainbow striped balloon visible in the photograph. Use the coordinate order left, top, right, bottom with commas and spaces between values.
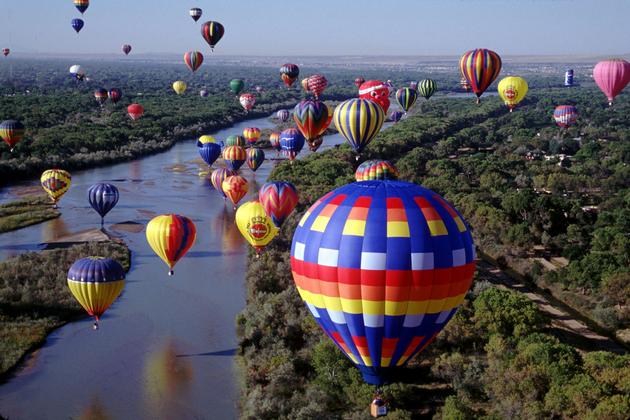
459, 48, 502, 102
259, 181, 299, 227
355, 160, 399, 181
291, 181, 476, 385
222, 145, 246, 171
211, 168, 236, 198
246, 148, 265, 172
333, 98, 385, 155
184, 51, 204, 72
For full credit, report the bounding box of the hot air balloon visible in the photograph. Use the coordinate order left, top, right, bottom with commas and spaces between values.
355, 160, 399, 181
307, 75, 328, 99
390, 111, 404, 123
418, 79, 437, 100
293, 100, 332, 148
280, 128, 305, 161
225, 135, 246, 147
146, 214, 196, 276
230, 79, 244, 95
243, 127, 261, 146
396, 88, 418, 113
354, 77, 366, 89
198, 142, 222, 167
173, 80, 187, 95
199, 89, 209, 98
301, 78, 310, 93
235, 200, 279, 255
211, 168, 236, 198
74, 0, 89, 14
564, 69, 574, 87
255, 85, 263, 94
409, 81, 419, 90
246, 148, 265, 172
197, 135, 216, 146
184, 51, 204, 72
553, 105, 578, 129
459, 49, 502, 103
88, 183, 120, 226
291, 180, 476, 385
497, 76, 528, 112
277, 109, 290, 122
280, 63, 300, 88
222, 145, 247, 171
258, 181, 298, 227
190, 8, 202, 22
239, 93, 256, 112
201, 21, 224, 50
67, 257, 125, 330
108, 88, 122, 104
333, 98, 385, 157
269, 132, 281, 152
69, 64, 85, 81
592, 59, 630, 106
222, 175, 249, 209
122, 44, 132, 56
359, 80, 390, 114
2, 48, 9, 57
0, 120, 25, 152
41, 169, 71, 208
71, 18, 84, 34
94, 88, 108, 106
127, 104, 144, 120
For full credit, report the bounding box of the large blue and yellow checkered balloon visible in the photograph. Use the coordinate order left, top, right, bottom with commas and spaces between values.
290, 180, 476, 385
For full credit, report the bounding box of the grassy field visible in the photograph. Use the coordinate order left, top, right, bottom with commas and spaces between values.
0, 195, 60, 233
0, 240, 130, 377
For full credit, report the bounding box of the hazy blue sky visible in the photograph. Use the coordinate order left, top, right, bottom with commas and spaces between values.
1, 0, 629, 56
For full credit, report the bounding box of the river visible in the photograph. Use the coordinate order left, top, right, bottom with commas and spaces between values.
0, 115, 352, 420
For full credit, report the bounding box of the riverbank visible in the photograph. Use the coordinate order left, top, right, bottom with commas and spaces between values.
0, 195, 59, 233
0, 240, 130, 380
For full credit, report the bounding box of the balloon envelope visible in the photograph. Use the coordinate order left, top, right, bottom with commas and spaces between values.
279, 128, 305, 161
553, 105, 578, 128
246, 148, 265, 172
333, 98, 385, 155
498, 76, 528, 111
235, 200, 279, 254
291, 180, 476, 385
201, 21, 224, 50
146, 214, 196, 275
198, 143, 222, 166
459, 49, 502, 100
67, 257, 124, 325
258, 181, 299, 227
222, 145, 247, 171
41, 169, 71, 204
592, 59, 630, 105
0, 120, 25, 151
355, 160, 399, 181
88, 183, 120, 222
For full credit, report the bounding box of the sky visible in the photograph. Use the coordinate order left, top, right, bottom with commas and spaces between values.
1, 0, 630, 57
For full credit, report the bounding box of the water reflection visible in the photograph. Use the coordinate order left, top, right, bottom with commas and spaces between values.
211, 205, 244, 255
143, 339, 193, 417
41, 216, 71, 243
78, 395, 111, 420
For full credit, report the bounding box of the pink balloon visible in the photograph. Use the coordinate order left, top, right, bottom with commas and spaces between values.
593, 59, 630, 105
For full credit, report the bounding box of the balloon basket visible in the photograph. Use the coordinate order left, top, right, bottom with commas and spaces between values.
168, 270, 174, 276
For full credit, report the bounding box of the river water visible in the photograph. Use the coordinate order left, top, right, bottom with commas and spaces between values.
0, 115, 351, 420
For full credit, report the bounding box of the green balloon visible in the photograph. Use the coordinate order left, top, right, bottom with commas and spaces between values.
225, 135, 246, 147
230, 79, 244, 95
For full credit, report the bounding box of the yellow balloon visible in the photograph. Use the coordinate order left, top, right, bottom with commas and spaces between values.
498, 76, 528, 111
40, 169, 71, 207
235, 200, 278, 255
172, 80, 187, 95
198, 135, 216, 145
146, 214, 196, 275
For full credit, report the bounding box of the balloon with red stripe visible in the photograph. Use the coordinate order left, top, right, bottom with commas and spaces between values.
210, 168, 236, 198
291, 180, 476, 385
259, 181, 299, 227
184, 51, 204, 72
246, 148, 265, 172
146, 214, 197, 276
459, 48, 502, 103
